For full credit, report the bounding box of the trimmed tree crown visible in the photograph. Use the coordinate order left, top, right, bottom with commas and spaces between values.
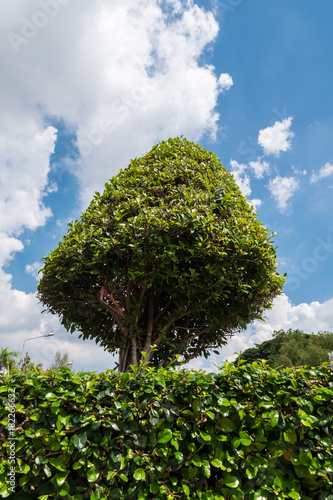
38, 137, 285, 371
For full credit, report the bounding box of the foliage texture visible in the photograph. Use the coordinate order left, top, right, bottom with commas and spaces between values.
237, 329, 333, 368
0, 349, 19, 373
0, 363, 332, 499
37, 137, 285, 371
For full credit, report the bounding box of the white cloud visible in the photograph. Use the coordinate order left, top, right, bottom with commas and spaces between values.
258, 117, 294, 156
218, 73, 233, 92
0, 234, 24, 267
310, 162, 333, 183
26, 336, 117, 373
1, 0, 226, 205
249, 198, 263, 211
25, 262, 42, 280
230, 159, 251, 197
0, 125, 56, 236
291, 165, 307, 176
249, 158, 270, 179
268, 176, 299, 213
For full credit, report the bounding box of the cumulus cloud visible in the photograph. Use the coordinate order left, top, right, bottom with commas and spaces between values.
249, 158, 270, 179
310, 162, 333, 183
230, 159, 251, 197
218, 73, 233, 92
0, 125, 56, 236
0, 234, 24, 267
24, 335, 117, 373
25, 262, 42, 280
258, 117, 294, 156
1, 0, 228, 205
249, 198, 263, 211
268, 176, 299, 213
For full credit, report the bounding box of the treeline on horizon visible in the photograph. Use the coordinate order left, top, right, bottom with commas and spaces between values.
237, 329, 333, 368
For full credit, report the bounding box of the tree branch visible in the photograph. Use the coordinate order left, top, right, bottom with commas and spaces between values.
153, 297, 175, 327
143, 294, 155, 357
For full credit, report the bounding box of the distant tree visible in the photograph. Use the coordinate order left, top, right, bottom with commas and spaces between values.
0, 347, 19, 372
18, 355, 44, 373
37, 137, 285, 372
237, 329, 333, 367
49, 352, 71, 371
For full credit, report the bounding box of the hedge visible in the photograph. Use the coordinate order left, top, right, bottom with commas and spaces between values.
0, 361, 332, 499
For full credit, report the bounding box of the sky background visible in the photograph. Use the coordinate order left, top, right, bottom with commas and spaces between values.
1, 0, 332, 372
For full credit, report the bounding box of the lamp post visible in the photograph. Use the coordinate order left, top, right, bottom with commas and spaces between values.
21, 332, 55, 371
329, 352, 333, 370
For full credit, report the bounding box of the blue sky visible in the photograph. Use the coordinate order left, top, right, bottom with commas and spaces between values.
1, 0, 332, 372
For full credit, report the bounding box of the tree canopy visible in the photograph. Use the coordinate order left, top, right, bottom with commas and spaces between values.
49, 351, 71, 371
37, 137, 285, 372
0, 347, 19, 372
237, 329, 333, 367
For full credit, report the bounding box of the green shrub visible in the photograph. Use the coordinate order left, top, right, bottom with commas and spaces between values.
0, 362, 332, 499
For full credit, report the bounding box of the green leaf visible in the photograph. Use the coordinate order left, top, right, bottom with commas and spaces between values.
218, 397, 231, 407
87, 465, 100, 483
149, 409, 159, 426
182, 484, 190, 497
269, 410, 280, 428
90, 492, 101, 500
18, 463, 30, 474
35, 428, 50, 437
219, 417, 236, 433
175, 451, 184, 462
107, 471, 117, 481
43, 464, 52, 477
253, 491, 266, 500
150, 482, 160, 495
239, 431, 252, 446
73, 460, 85, 470
288, 492, 300, 499
157, 428, 172, 443
224, 474, 239, 488
121, 372, 131, 388
49, 458, 67, 472
45, 392, 57, 400
55, 471, 69, 486
211, 459, 223, 468
318, 437, 332, 447
200, 431, 212, 442
73, 430, 87, 449
171, 438, 179, 450
192, 456, 201, 467
133, 468, 146, 481
203, 463, 211, 478
284, 429, 297, 445
188, 466, 198, 480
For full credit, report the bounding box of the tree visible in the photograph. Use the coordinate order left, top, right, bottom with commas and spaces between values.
237, 329, 333, 367
0, 347, 19, 372
18, 355, 44, 373
37, 137, 285, 372
49, 351, 71, 371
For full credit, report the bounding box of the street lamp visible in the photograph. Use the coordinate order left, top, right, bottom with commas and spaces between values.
21, 332, 55, 359
329, 352, 333, 370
